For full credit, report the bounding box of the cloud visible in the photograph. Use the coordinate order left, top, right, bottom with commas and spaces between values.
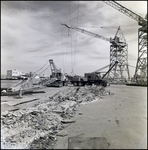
1, 1, 147, 78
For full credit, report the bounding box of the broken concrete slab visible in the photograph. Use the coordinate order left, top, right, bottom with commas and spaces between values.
61, 119, 76, 124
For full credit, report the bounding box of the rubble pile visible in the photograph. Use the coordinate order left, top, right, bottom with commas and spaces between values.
1, 85, 113, 149
1, 108, 62, 149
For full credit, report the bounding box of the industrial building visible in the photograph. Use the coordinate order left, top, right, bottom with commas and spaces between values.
7, 69, 26, 79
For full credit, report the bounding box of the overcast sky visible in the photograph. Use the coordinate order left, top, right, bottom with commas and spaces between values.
1, 1, 147, 77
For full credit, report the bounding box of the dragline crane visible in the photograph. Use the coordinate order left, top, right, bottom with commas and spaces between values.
35, 59, 66, 87
103, 1, 147, 85
49, 59, 62, 79
44, 59, 65, 87
61, 23, 130, 84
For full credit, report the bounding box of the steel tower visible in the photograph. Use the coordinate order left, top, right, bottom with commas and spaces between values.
103, 1, 147, 85
108, 26, 130, 83
61, 24, 130, 83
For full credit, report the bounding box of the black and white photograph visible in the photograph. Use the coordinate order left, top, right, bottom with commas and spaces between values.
1, 1, 147, 149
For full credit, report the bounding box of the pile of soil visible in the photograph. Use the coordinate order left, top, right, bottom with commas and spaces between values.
1, 85, 113, 149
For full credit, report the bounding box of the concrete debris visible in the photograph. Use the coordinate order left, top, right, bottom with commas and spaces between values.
29, 134, 57, 149
61, 119, 76, 124
1, 85, 113, 149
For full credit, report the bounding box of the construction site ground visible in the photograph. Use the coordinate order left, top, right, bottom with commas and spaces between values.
55, 85, 147, 149
1, 84, 147, 149
1, 86, 69, 112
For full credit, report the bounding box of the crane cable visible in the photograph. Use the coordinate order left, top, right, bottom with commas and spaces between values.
127, 64, 136, 68
61, 23, 65, 74
69, 1, 73, 75
74, 1, 79, 72
34, 60, 49, 74
38, 64, 50, 75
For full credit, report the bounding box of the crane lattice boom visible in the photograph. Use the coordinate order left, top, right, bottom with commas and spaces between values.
103, 1, 147, 85
103, 1, 147, 26
61, 23, 111, 42
61, 23, 126, 47
49, 59, 61, 79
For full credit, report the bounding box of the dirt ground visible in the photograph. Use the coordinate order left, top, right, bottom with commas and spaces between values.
54, 85, 147, 149
1, 86, 70, 112
1, 84, 147, 149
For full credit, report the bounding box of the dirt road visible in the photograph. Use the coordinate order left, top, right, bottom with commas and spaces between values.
54, 85, 147, 149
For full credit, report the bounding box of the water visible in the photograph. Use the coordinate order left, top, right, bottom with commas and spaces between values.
1, 80, 20, 88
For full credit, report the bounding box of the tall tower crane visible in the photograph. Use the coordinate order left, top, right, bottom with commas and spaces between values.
103, 1, 147, 85
61, 23, 130, 84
